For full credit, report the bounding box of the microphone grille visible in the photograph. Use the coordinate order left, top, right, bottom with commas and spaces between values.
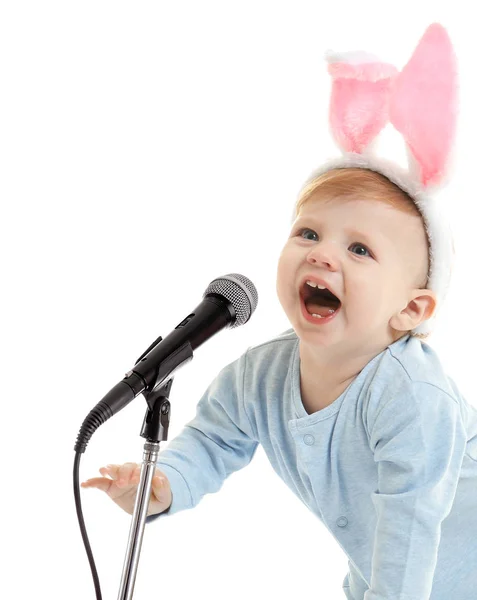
205, 273, 258, 328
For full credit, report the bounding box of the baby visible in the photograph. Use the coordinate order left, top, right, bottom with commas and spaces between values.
82, 24, 477, 599
277, 167, 434, 416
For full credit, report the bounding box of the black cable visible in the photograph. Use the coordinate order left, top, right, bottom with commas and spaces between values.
72, 365, 147, 596
73, 451, 102, 599
73, 397, 121, 598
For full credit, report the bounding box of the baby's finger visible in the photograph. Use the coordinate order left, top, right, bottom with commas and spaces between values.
130, 465, 142, 484
117, 462, 139, 486
151, 475, 166, 500
81, 477, 113, 493
100, 464, 120, 480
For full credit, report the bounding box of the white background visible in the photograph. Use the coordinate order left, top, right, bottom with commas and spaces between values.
1, 2, 476, 599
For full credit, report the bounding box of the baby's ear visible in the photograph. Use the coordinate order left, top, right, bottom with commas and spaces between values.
390, 289, 437, 332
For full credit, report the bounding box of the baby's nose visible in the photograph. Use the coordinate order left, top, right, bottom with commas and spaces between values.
306, 242, 339, 269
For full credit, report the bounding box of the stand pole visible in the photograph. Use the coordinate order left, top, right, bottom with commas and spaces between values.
117, 379, 172, 600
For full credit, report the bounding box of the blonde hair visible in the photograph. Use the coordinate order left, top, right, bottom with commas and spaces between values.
295, 167, 430, 289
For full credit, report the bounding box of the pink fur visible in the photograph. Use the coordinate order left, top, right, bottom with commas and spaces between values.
328, 61, 398, 82
327, 23, 457, 187
389, 23, 458, 187
329, 78, 394, 153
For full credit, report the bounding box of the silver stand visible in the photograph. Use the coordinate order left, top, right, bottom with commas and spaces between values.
117, 378, 172, 600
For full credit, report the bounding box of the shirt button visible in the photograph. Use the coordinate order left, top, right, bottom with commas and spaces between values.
303, 434, 315, 445
336, 517, 348, 527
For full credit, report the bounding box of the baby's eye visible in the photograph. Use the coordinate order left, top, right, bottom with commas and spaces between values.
349, 243, 371, 257
296, 228, 372, 258
297, 228, 317, 241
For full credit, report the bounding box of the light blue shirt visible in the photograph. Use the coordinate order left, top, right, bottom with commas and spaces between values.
148, 329, 477, 599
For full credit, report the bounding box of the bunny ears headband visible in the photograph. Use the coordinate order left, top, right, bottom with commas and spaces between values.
296, 23, 458, 338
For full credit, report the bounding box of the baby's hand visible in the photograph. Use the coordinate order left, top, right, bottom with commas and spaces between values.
81, 462, 172, 516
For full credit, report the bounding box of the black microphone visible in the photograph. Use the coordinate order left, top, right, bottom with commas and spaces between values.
74, 273, 258, 453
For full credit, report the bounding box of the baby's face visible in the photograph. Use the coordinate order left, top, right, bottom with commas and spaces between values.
276, 194, 429, 345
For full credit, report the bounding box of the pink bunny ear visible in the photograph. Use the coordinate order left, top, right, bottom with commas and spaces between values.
388, 23, 458, 187
326, 51, 398, 153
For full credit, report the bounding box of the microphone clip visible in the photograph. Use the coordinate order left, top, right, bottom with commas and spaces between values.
140, 377, 173, 443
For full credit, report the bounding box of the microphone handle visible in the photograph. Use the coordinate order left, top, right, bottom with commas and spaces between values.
74, 294, 235, 453
131, 294, 235, 391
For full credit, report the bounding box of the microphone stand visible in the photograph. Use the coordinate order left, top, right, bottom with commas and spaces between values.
117, 336, 193, 600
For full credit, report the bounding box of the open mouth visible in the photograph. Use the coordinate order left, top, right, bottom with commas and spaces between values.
300, 282, 342, 318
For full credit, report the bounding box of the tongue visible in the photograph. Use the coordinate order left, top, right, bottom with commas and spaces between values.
305, 299, 335, 318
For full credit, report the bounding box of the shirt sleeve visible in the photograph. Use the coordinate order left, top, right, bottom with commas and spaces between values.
147, 349, 259, 521
364, 380, 467, 600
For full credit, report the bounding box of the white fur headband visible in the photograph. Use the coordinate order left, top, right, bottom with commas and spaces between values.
294, 23, 458, 339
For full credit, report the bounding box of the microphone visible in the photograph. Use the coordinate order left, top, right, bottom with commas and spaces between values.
74, 273, 258, 452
